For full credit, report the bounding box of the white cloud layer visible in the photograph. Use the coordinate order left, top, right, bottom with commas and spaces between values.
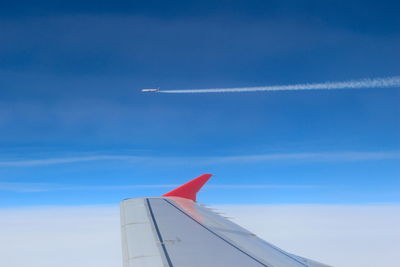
0, 205, 399, 267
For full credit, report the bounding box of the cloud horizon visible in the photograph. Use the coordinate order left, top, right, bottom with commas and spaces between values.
1, 204, 398, 267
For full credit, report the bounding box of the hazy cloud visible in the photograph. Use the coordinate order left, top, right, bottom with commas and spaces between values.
0, 151, 398, 167
0, 155, 143, 167
0, 182, 321, 192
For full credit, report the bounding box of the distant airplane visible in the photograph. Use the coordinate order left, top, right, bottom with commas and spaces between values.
141, 88, 159, 92
120, 174, 331, 267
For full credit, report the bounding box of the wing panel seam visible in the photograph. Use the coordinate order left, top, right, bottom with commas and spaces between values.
163, 198, 270, 267
146, 198, 174, 267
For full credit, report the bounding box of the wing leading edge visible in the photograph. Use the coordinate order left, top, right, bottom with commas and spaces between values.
120, 174, 331, 267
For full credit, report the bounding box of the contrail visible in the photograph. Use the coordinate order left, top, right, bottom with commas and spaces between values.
158, 76, 400, 93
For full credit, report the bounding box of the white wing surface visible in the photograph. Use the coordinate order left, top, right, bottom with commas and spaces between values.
120, 174, 331, 267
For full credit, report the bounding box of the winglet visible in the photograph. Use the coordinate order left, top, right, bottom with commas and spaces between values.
162, 174, 212, 201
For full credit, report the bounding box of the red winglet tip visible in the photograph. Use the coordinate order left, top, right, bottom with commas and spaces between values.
162, 174, 212, 201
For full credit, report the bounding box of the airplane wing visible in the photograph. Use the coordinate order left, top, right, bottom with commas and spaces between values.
120, 174, 331, 267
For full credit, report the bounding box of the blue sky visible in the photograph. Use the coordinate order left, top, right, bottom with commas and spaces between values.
0, 0, 399, 206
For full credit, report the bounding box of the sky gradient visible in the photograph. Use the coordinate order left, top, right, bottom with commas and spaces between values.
1, 0, 399, 206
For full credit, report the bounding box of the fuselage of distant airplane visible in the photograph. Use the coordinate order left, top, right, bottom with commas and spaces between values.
141, 88, 159, 92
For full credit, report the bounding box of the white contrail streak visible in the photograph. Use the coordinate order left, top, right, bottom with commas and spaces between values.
158, 76, 400, 93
